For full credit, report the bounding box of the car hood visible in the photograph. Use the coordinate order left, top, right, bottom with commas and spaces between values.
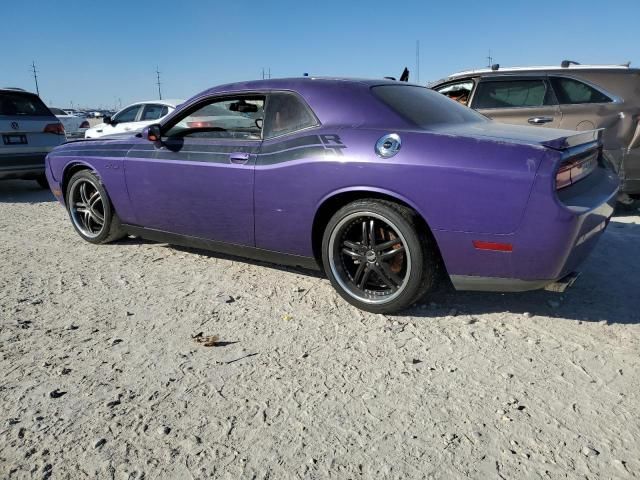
432, 121, 601, 150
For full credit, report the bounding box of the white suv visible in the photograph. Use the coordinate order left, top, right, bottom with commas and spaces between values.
84, 99, 183, 138
0, 88, 65, 188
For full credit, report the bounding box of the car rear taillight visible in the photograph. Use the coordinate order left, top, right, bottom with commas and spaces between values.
556, 148, 599, 189
80, 120, 90, 129
43, 123, 65, 135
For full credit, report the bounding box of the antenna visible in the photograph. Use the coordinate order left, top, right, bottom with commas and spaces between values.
31, 61, 40, 96
155, 66, 162, 100
486, 49, 493, 68
416, 40, 420, 84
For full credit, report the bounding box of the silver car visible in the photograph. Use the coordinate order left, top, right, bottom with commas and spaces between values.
0, 88, 65, 187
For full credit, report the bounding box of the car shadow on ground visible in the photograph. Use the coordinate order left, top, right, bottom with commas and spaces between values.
0, 180, 55, 203
406, 217, 640, 325
116, 218, 639, 326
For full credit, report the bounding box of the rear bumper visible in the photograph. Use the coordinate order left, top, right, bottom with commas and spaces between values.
65, 131, 87, 140
442, 162, 619, 292
0, 152, 46, 180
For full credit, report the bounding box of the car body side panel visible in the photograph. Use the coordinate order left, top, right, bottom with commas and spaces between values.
254, 128, 544, 257
123, 137, 257, 246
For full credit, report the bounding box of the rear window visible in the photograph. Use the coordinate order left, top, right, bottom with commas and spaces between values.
550, 77, 612, 104
372, 85, 485, 128
49, 108, 66, 115
0, 92, 51, 116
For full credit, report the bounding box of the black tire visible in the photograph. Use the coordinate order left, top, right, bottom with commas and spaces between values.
321, 199, 437, 313
65, 170, 126, 244
35, 174, 49, 189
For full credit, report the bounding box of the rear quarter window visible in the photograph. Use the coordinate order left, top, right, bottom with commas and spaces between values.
550, 77, 612, 104
0, 92, 51, 116
372, 85, 485, 128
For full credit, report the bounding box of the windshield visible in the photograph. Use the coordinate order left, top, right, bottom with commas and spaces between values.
372, 85, 486, 128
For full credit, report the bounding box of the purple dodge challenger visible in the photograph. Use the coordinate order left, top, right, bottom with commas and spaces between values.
45, 78, 619, 313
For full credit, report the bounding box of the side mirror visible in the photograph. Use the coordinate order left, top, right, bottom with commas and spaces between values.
103, 116, 112, 125
146, 124, 161, 142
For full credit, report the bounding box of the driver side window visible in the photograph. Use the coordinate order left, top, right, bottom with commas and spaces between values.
165, 96, 265, 140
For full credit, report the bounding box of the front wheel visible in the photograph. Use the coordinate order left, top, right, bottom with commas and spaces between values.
65, 170, 126, 244
322, 199, 437, 313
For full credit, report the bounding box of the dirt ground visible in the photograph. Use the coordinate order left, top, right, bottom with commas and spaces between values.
1, 179, 639, 479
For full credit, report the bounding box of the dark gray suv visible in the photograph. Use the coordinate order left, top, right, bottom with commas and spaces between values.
430, 62, 640, 200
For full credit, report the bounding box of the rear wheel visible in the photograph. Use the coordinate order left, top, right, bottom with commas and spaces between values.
65, 170, 126, 244
322, 199, 437, 313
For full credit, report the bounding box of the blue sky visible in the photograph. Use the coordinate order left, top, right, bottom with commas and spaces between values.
2, 0, 638, 109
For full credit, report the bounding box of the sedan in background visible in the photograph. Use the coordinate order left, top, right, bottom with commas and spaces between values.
1, 87, 65, 187
49, 107, 90, 139
84, 100, 182, 138
46, 78, 617, 313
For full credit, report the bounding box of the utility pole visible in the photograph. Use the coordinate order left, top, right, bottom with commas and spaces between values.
416, 40, 420, 84
268, 67, 271, 79
31, 61, 40, 96
486, 49, 493, 68
155, 66, 162, 100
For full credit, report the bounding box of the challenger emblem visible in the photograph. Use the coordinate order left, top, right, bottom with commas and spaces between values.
10, 122, 19, 130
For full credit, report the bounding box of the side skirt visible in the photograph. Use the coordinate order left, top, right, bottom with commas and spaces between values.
122, 224, 321, 271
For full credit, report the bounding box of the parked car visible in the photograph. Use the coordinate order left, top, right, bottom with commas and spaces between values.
430, 62, 640, 201
45, 78, 617, 313
49, 107, 90, 139
84, 99, 182, 139
1, 88, 65, 187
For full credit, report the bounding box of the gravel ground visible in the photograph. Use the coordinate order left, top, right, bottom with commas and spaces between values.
1, 179, 639, 479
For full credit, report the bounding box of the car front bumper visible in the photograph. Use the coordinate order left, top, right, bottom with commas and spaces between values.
0, 152, 47, 180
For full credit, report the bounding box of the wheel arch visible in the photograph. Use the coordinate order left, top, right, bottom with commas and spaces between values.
311, 187, 446, 274
60, 161, 97, 203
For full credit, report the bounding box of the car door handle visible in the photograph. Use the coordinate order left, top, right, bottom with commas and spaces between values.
229, 152, 250, 164
528, 116, 553, 125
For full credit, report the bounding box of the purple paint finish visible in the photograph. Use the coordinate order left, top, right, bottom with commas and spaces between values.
45, 78, 619, 288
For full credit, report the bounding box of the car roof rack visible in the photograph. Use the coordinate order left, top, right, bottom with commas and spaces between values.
448, 62, 633, 79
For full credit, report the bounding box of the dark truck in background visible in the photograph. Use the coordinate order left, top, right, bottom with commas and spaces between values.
430, 62, 640, 203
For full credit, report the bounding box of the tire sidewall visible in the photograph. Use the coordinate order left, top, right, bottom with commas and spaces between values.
321, 200, 427, 314
65, 171, 115, 244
